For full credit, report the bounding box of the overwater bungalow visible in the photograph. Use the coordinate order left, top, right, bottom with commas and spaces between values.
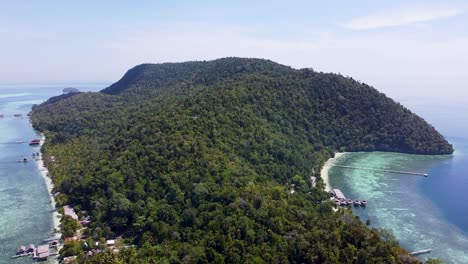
27, 244, 35, 253
35, 244, 49, 261
16, 246, 26, 255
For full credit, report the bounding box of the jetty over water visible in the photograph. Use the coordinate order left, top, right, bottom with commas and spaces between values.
331, 165, 428, 177
332, 189, 346, 200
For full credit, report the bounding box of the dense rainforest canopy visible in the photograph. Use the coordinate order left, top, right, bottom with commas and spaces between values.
31, 58, 452, 263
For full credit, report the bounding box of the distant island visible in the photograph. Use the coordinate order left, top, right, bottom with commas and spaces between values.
30, 58, 451, 263
63, 87, 80, 94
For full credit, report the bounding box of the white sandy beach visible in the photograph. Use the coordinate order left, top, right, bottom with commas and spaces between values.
36, 134, 61, 263
320, 152, 346, 192
36, 134, 62, 236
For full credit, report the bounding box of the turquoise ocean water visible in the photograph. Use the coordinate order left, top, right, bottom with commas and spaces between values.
329, 97, 468, 263
0, 85, 105, 264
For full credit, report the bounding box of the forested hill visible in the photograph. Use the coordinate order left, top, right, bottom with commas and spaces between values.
31, 58, 451, 263
101, 57, 452, 155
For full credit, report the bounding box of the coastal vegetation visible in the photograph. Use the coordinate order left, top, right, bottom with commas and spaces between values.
30, 58, 452, 263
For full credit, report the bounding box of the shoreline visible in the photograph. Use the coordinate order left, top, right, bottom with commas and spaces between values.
320, 152, 346, 192
36, 133, 61, 263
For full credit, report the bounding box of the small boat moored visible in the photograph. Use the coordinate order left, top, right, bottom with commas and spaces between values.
361, 200, 367, 206
410, 248, 432, 256
29, 139, 41, 145
354, 200, 361, 206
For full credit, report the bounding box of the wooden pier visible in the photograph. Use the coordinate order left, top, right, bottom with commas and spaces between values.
331, 165, 428, 177
332, 189, 346, 200
11, 242, 59, 260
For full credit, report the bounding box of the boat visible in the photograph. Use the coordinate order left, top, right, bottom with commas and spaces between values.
29, 139, 41, 145
410, 248, 432, 256
340, 199, 347, 206
361, 200, 367, 206
354, 200, 361, 206
14, 113, 22, 117
347, 199, 353, 205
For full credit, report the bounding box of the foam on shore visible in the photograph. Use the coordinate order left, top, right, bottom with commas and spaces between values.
36, 134, 61, 263
320, 152, 346, 192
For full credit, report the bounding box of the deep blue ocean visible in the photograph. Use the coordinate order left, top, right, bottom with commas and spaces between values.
329, 96, 468, 263
0, 84, 106, 264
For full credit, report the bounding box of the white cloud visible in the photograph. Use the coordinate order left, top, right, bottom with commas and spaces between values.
343, 7, 462, 30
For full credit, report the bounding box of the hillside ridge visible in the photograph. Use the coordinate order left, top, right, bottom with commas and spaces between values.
30, 57, 451, 263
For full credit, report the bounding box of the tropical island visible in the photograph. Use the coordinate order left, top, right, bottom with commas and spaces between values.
63, 87, 81, 94
30, 58, 452, 263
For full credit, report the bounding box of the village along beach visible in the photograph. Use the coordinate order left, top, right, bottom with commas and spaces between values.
0, 84, 105, 263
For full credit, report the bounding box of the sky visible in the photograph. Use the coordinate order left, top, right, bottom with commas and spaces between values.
1, 0, 467, 98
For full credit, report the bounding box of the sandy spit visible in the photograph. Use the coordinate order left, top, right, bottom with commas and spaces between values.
320, 152, 346, 192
